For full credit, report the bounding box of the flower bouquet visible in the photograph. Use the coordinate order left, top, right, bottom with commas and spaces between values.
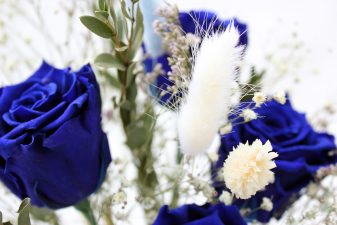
0, 0, 336, 225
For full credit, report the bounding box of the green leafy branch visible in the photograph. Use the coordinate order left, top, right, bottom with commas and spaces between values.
80, 0, 160, 220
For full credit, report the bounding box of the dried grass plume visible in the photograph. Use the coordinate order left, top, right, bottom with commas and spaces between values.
178, 24, 244, 155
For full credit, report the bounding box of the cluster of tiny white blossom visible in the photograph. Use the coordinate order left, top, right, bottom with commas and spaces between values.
220, 91, 287, 135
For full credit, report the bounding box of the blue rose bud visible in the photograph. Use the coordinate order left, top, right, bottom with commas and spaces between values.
0, 61, 111, 208
153, 203, 246, 225
213, 99, 336, 222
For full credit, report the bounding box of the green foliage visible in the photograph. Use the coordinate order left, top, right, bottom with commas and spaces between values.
80, 16, 114, 39
241, 67, 266, 102
120, 0, 132, 20
130, 5, 144, 59
17, 198, 31, 225
74, 199, 96, 225
30, 207, 59, 225
98, 0, 107, 11
95, 53, 126, 71
0, 198, 33, 225
81, 0, 160, 218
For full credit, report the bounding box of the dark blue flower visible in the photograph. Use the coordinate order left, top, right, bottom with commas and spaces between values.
153, 203, 246, 225
213, 99, 336, 222
0, 61, 111, 208
179, 11, 248, 46
144, 11, 248, 106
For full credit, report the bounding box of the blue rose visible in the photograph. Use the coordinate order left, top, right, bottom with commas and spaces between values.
144, 11, 248, 106
153, 203, 246, 225
179, 11, 248, 46
0, 61, 111, 208
213, 99, 336, 222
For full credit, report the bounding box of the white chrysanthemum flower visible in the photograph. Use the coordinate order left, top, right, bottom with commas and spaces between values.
261, 197, 273, 211
241, 109, 257, 122
273, 91, 286, 104
223, 139, 278, 199
252, 92, 266, 107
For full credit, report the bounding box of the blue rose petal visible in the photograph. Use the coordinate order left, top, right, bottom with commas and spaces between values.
153, 203, 246, 225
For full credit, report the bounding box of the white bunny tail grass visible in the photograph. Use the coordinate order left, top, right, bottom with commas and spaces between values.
178, 24, 245, 155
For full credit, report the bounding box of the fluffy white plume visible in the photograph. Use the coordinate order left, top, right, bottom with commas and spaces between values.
178, 25, 244, 155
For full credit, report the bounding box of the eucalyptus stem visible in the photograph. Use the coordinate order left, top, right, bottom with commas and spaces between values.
74, 199, 97, 225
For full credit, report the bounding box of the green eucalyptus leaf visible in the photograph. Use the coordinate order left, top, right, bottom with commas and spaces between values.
17, 198, 31, 225
109, 2, 117, 23
116, 10, 128, 41
95, 53, 126, 71
120, 0, 132, 20
126, 125, 148, 148
94, 10, 109, 20
127, 82, 138, 102
74, 199, 96, 225
30, 206, 57, 222
0, 211, 2, 223
80, 16, 114, 39
135, 4, 143, 26
120, 100, 132, 110
130, 5, 144, 59
100, 70, 121, 89
126, 62, 137, 87
98, 0, 106, 11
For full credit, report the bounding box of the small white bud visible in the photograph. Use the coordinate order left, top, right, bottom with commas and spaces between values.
241, 109, 257, 122
260, 197, 273, 211
208, 152, 219, 162
219, 191, 233, 205
252, 92, 266, 107
185, 33, 201, 47
112, 191, 127, 204
273, 91, 286, 104
220, 123, 232, 135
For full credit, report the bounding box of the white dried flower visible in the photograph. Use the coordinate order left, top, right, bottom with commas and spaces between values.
273, 91, 286, 104
178, 25, 244, 155
252, 92, 266, 107
223, 139, 278, 199
220, 123, 232, 135
261, 197, 273, 211
307, 182, 319, 197
219, 191, 233, 205
208, 152, 219, 162
241, 109, 257, 122
185, 33, 201, 47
